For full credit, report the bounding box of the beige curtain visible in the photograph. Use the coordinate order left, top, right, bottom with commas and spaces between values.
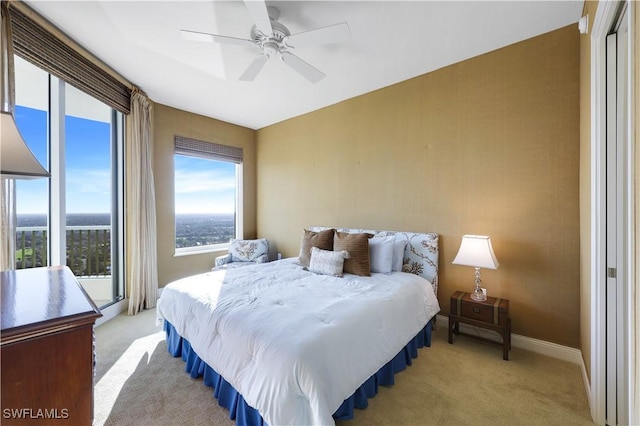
1, 1, 14, 113
0, 178, 16, 271
127, 90, 158, 315
632, 5, 639, 424
1, 3, 16, 271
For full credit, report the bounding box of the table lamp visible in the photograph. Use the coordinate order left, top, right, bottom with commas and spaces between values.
452, 235, 499, 301
0, 3, 49, 179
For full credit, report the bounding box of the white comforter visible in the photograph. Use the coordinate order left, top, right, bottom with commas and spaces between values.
156, 258, 440, 425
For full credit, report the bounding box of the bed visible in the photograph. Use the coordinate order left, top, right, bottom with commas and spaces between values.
156, 228, 440, 425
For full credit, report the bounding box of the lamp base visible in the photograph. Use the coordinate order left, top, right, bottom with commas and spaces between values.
470, 286, 486, 301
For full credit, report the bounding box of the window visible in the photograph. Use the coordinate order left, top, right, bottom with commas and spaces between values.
174, 136, 243, 254
13, 58, 48, 270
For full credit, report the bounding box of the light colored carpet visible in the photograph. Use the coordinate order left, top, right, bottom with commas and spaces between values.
94, 309, 593, 425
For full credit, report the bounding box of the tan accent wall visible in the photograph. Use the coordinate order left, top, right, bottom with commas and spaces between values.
579, 0, 598, 384
256, 25, 580, 346
153, 104, 257, 286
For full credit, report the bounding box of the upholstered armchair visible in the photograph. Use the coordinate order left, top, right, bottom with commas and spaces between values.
213, 238, 270, 270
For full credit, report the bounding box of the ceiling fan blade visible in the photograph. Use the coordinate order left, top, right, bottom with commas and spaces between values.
280, 51, 325, 83
239, 53, 270, 81
243, 0, 273, 35
181, 30, 255, 47
286, 22, 351, 49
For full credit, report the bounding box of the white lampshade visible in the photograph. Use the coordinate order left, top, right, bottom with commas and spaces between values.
0, 111, 49, 179
452, 235, 499, 269
1, 2, 48, 180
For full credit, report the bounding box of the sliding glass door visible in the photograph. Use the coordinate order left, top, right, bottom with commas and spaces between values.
14, 55, 124, 308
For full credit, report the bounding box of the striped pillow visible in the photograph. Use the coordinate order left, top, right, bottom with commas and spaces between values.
298, 228, 335, 267
334, 232, 373, 276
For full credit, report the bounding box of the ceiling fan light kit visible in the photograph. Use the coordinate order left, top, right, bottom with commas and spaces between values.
181, 1, 350, 83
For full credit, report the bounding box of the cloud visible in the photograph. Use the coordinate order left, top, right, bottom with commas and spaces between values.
67, 168, 111, 194
16, 168, 113, 215
15, 179, 48, 215
174, 167, 236, 214
174, 168, 236, 194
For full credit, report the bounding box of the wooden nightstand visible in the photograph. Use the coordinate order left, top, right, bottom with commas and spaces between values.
448, 291, 511, 360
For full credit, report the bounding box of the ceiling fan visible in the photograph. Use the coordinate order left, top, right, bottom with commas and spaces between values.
181, 0, 350, 83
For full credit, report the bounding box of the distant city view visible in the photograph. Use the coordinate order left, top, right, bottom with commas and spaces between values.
17, 212, 235, 249
175, 213, 235, 248
17, 213, 112, 227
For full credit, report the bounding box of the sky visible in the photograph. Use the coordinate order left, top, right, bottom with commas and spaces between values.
174, 154, 236, 214
15, 105, 236, 216
15, 105, 110, 215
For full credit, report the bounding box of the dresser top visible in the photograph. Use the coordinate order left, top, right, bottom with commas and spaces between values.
1, 266, 101, 338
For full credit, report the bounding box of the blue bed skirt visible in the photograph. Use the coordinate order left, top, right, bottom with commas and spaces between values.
164, 319, 433, 425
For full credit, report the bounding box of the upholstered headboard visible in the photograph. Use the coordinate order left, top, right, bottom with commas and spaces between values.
309, 227, 439, 296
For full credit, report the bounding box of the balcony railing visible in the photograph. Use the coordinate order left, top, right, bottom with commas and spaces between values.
16, 225, 111, 277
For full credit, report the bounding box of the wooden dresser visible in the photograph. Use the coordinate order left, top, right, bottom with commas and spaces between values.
1, 266, 102, 425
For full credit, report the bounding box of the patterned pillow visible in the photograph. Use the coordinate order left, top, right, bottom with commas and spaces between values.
310, 226, 439, 295
228, 238, 270, 262
298, 228, 335, 267
308, 247, 350, 277
334, 232, 373, 276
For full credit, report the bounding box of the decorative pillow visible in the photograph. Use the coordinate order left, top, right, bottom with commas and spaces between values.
298, 228, 335, 267
308, 247, 350, 277
369, 236, 395, 273
391, 238, 407, 271
334, 232, 373, 276
229, 238, 270, 262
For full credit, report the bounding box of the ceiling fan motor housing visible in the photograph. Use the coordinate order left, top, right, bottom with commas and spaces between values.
262, 41, 279, 57
250, 15, 291, 57
251, 20, 290, 41
266, 6, 280, 22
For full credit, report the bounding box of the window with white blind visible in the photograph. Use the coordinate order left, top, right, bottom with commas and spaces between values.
174, 136, 243, 254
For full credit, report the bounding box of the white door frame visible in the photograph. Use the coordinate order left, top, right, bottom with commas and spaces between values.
590, 1, 636, 424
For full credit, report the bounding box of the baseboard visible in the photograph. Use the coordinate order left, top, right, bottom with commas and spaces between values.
95, 298, 128, 327
436, 314, 584, 365
579, 351, 591, 407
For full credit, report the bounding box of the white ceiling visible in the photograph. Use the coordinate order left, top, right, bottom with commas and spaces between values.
25, 1, 583, 130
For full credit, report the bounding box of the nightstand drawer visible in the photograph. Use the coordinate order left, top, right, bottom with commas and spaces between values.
459, 303, 494, 323
450, 291, 509, 327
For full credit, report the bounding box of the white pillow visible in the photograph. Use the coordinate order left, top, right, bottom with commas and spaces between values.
369, 236, 395, 273
308, 247, 350, 277
229, 238, 270, 262
391, 238, 407, 272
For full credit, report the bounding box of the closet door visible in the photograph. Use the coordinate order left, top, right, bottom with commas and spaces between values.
605, 4, 629, 425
